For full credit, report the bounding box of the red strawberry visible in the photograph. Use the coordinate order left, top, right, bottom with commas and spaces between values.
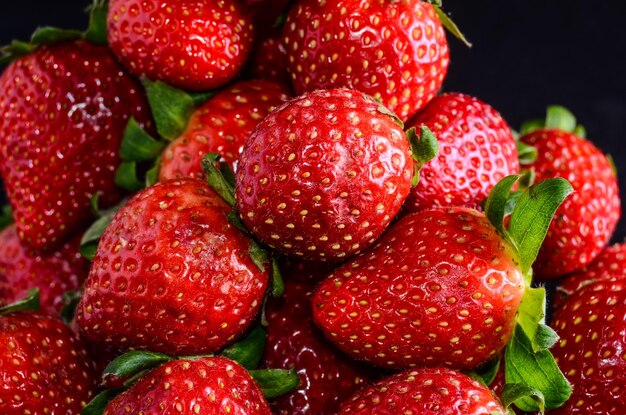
555, 243, 626, 309
0, 310, 97, 414
103, 356, 271, 414
0, 224, 89, 316
0, 40, 151, 250
108, 0, 254, 91
246, 31, 291, 87
159, 80, 290, 181
283, 0, 450, 122
235, 88, 414, 262
337, 368, 506, 414
263, 277, 370, 414
520, 129, 620, 279
313, 207, 524, 370
76, 178, 269, 355
405, 93, 519, 212
551, 277, 626, 414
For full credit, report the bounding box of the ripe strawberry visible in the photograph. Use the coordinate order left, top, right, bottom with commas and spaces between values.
76, 178, 269, 355
159, 80, 290, 181
0, 224, 89, 316
246, 31, 291, 86
103, 357, 271, 414
0, 40, 151, 250
108, 0, 254, 91
551, 277, 626, 414
337, 368, 506, 414
263, 277, 370, 414
283, 0, 449, 122
520, 129, 620, 279
236, 88, 414, 262
313, 207, 525, 370
0, 309, 97, 414
555, 243, 626, 309
404, 93, 519, 213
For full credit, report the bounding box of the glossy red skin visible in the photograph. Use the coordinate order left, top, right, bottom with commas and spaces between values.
108, 0, 254, 91
236, 88, 414, 262
337, 368, 505, 414
263, 278, 370, 414
521, 129, 620, 279
104, 357, 271, 414
246, 31, 291, 87
555, 243, 626, 309
159, 80, 290, 180
76, 178, 269, 356
405, 93, 519, 212
313, 208, 525, 370
551, 279, 626, 414
0, 41, 151, 250
0, 312, 96, 414
283, 0, 449, 122
0, 225, 89, 316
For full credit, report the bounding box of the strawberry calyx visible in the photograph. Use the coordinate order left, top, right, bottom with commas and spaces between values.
0, 0, 107, 65
0, 288, 40, 315
60, 290, 82, 324
424, 1, 472, 47
407, 125, 440, 187
80, 197, 129, 261
520, 105, 586, 138
0, 204, 13, 231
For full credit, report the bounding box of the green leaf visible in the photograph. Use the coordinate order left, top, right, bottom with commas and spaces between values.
202, 153, 236, 207
407, 126, 439, 187
220, 326, 266, 369
104, 350, 173, 380
60, 290, 82, 324
424, 0, 443, 6
469, 357, 501, 386
271, 257, 285, 298
518, 169, 536, 190
507, 178, 573, 275
433, 5, 472, 47
189, 90, 216, 107
519, 118, 545, 136
80, 199, 127, 261
249, 241, 269, 273
503, 191, 522, 218
120, 118, 165, 162
227, 209, 248, 233
545, 105, 577, 133
517, 286, 558, 352
517, 141, 538, 165
484, 175, 520, 236
500, 383, 545, 412
0, 204, 13, 230
573, 124, 587, 139
0, 288, 40, 315
249, 369, 300, 399
84, 0, 109, 45
30, 27, 83, 45
0, 40, 37, 65
504, 325, 572, 411
115, 161, 146, 193
82, 389, 123, 415
375, 100, 404, 127
145, 157, 161, 187
607, 154, 618, 176
142, 78, 194, 140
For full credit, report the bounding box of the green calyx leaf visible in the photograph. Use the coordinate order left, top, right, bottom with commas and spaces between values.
249, 369, 300, 399
30, 27, 83, 46
517, 286, 558, 352
249, 241, 269, 273
519, 118, 545, 136
407, 126, 439, 187
519, 105, 586, 137
80, 199, 128, 261
60, 290, 82, 324
484, 175, 520, 236
517, 141, 538, 165
82, 389, 124, 415
376, 101, 404, 128
0, 288, 40, 315
0, 204, 14, 231
424, 0, 443, 6
84, 0, 109, 45
142, 78, 195, 140
433, 5, 472, 47
103, 350, 174, 382
115, 161, 146, 193
504, 325, 572, 412
500, 383, 546, 412
607, 154, 618, 176
0, 40, 37, 65
189, 90, 217, 107
220, 326, 266, 370
202, 153, 237, 207
120, 118, 165, 162
467, 357, 501, 386
271, 257, 285, 298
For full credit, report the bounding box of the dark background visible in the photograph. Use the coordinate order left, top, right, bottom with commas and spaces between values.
1, 0, 625, 240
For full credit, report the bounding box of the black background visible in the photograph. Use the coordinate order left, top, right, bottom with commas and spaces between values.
1, 0, 625, 240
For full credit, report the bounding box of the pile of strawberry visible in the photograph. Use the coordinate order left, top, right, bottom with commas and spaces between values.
0, 1, 624, 414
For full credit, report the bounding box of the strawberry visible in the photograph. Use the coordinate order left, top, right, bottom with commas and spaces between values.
520, 128, 620, 279
103, 357, 271, 414
0, 294, 97, 414
283, 0, 450, 122
555, 243, 626, 309
235, 88, 415, 262
263, 277, 370, 414
246, 31, 291, 87
159, 80, 290, 181
0, 40, 151, 250
243, 0, 292, 37
76, 178, 269, 356
336, 368, 506, 414
0, 224, 89, 316
551, 277, 626, 414
404, 93, 519, 213
107, 0, 254, 91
